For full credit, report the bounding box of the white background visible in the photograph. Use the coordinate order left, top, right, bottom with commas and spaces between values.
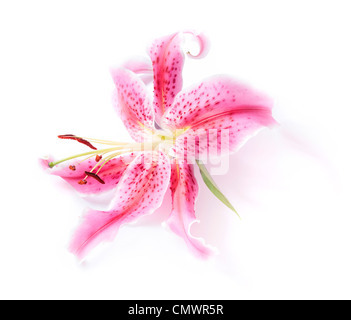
1, 0, 350, 299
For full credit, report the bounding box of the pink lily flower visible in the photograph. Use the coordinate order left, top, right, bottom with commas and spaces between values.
42, 31, 275, 260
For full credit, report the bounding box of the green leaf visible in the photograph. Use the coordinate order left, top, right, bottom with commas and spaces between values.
196, 160, 241, 219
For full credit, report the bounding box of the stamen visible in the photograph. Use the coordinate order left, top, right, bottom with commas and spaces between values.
84, 171, 105, 184
77, 154, 99, 165
49, 142, 152, 169
78, 179, 87, 185
49, 147, 124, 168
77, 150, 116, 166
94, 152, 120, 175
80, 137, 129, 146
58, 134, 97, 150
69, 165, 76, 171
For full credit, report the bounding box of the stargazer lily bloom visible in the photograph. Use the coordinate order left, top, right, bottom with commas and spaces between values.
42, 31, 276, 259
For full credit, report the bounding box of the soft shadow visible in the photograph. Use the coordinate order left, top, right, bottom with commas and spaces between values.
188, 122, 336, 271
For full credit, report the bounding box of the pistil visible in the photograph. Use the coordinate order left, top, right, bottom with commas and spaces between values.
48, 147, 122, 168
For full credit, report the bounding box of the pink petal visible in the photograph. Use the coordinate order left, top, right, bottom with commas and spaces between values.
121, 56, 153, 85
166, 161, 213, 258
111, 68, 155, 141
173, 107, 275, 161
162, 76, 275, 159
148, 32, 185, 124
69, 151, 171, 259
49, 153, 137, 194
162, 75, 274, 129
122, 56, 152, 74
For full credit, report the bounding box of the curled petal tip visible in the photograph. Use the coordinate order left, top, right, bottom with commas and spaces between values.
183, 31, 210, 60
187, 219, 216, 259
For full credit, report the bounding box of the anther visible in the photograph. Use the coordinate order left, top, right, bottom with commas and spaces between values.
84, 171, 105, 184
58, 134, 97, 150
69, 165, 76, 171
78, 179, 87, 185
95, 155, 102, 162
